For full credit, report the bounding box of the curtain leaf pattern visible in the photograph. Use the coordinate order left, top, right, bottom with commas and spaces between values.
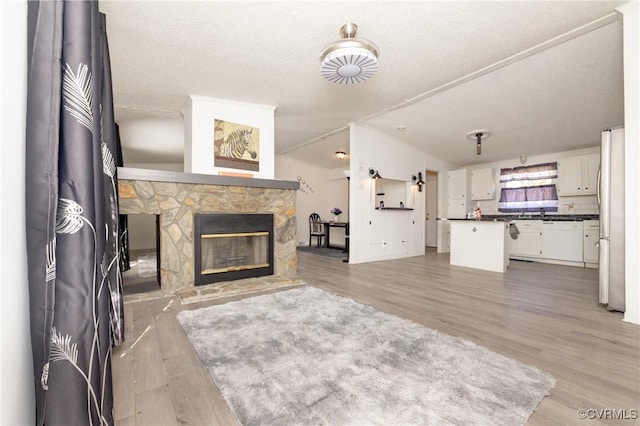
26, 1, 124, 424
55, 198, 86, 234
498, 162, 559, 213
62, 63, 94, 131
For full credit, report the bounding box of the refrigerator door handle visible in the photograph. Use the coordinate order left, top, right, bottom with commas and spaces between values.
596, 166, 601, 209
599, 238, 610, 304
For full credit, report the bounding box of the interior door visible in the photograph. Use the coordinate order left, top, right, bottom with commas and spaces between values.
425, 177, 437, 247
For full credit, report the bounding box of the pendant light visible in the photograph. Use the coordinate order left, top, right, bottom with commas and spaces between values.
466, 130, 490, 156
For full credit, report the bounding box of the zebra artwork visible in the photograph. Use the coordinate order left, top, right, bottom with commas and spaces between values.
219, 128, 257, 160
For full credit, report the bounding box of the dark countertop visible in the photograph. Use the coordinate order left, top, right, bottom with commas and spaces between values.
481, 214, 599, 222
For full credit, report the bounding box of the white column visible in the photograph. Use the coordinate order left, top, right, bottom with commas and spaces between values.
0, 0, 36, 422
617, 1, 640, 324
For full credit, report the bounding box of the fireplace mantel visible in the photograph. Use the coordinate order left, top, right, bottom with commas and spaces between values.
118, 167, 299, 298
118, 167, 299, 190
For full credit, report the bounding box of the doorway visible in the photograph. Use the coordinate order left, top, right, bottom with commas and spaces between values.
122, 214, 161, 295
424, 171, 438, 248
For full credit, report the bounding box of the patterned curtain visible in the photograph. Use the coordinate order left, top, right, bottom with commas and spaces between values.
25, 1, 124, 424
498, 162, 559, 213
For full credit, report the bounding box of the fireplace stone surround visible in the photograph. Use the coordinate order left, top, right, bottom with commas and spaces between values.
117, 167, 299, 300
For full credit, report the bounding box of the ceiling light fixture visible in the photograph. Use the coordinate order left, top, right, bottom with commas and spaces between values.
320, 23, 379, 84
335, 151, 346, 159
466, 130, 491, 155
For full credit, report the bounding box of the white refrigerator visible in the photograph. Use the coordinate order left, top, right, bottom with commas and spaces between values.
598, 127, 625, 312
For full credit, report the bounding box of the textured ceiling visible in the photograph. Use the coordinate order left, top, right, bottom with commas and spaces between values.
99, 1, 626, 168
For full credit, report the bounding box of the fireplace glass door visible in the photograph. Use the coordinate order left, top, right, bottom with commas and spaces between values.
200, 232, 269, 275
193, 213, 274, 285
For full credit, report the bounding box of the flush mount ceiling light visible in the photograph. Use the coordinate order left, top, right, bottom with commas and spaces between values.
466, 130, 491, 155
335, 151, 346, 159
320, 23, 379, 84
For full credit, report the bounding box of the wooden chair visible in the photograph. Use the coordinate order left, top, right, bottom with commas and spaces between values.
309, 213, 325, 247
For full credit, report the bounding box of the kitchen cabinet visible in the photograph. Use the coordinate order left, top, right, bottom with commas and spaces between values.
583, 220, 599, 266
438, 220, 451, 253
471, 168, 495, 200
510, 220, 542, 258
557, 153, 600, 196
447, 199, 467, 220
447, 169, 470, 218
448, 169, 469, 199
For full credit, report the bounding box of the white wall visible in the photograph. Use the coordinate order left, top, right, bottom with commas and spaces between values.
349, 123, 453, 263
0, 0, 36, 423
184, 95, 275, 179
460, 146, 601, 216
619, 1, 639, 325
275, 155, 349, 247
118, 117, 184, 164
125, 162, 184, 171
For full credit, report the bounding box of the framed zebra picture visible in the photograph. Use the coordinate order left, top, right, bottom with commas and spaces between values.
213, 119, 260, 172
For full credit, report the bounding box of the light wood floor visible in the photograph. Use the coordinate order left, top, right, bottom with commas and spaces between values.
113, 250, 640, 425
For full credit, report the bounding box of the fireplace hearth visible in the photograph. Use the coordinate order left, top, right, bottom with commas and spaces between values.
194, 213, 274, 285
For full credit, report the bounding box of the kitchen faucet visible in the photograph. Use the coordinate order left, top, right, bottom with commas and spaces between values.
539, 208, 545, 218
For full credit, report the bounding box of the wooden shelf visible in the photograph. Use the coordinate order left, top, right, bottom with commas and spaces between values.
375, 207, 414, 211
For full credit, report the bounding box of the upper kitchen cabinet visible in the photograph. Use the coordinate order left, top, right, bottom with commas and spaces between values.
557, 153, 600, 196
447, 169, 470, 218
471, 168, 496, 200
447, 169, 470, 200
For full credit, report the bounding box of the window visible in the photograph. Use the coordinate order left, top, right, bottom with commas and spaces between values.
498, 162, 558, 213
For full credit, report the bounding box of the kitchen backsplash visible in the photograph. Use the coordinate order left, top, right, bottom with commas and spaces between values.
476, 194, 599, 216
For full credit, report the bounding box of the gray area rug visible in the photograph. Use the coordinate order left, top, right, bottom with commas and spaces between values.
297, 246, 346, 258
177, 287, 555, 425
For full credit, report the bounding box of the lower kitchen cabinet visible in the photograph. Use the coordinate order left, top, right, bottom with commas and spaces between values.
510, 220, 543, 258
583, 220, 599, 267
510, 219, 592, 266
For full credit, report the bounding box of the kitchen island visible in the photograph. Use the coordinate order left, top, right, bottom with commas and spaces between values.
449, 220, 510, 273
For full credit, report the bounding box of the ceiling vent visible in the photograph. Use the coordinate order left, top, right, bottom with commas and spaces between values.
320, 23, 379, 84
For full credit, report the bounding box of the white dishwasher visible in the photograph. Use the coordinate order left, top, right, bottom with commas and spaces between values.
542, 221, 583, 262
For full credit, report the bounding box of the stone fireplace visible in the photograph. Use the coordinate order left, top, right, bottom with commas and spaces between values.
117, 167, 299, 299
